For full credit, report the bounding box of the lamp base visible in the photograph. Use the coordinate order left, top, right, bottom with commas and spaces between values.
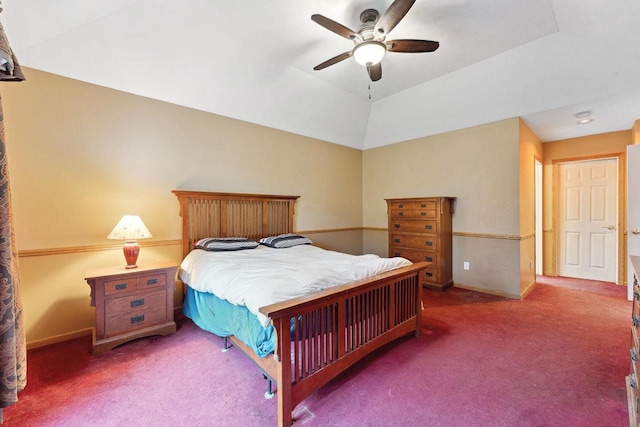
123, 240, 140, 269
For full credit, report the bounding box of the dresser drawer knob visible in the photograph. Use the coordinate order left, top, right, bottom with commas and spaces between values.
425, 225, 432, 230
425, 256, 433, 262
147, 278, 158, 285
425, 241, 433, 246
394, 252, 401, 257
130, 315, 145, 324
394, 224, 400, 229
425, 272, 433, 277
420, 212, 426, 216
632, 348, 638, 362
394, 239, 401, 243
130, 299, 145, 308
420, 204, 426, 208
398, 204, 404, 208
399, 212, 404, 216
115, 283, 127, 290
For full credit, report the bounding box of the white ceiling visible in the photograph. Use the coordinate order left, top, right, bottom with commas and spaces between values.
3, 0, 640, 150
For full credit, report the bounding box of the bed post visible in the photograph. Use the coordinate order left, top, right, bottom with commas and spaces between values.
275, 317, 292, 427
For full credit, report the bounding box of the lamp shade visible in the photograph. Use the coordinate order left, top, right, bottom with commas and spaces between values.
353, 41, 386, 66
107, 215, 152, 241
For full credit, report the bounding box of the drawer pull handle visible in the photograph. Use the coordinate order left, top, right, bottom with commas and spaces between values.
425, 225, 432, 230
632, 348, 638, 362
130, 299, 145, 308
421, 204, 426, 208
115, 283, 127, 290
633, 317, 640, 327
131, 315, 145, 324
394, 224, 400, 229
399, 212, 404, 216
394, 239, 400, 243
394, 252, 401, 257
147, 278, 158, 285
398, 204, 404, 208
631, 373, 637, 389
425, 256, 433, 262
425, 241, 433, 246
420, 212, 426, 216
425, 272, 433, 277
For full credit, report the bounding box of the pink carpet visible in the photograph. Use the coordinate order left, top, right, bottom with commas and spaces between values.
4, 277, 630, 426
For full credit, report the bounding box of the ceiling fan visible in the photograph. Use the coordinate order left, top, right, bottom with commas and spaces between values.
311, 0, 439, 82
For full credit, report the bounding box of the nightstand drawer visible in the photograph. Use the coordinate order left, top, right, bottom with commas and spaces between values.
105, 289, 166, 315
137, 274, 166, 290
104, 278, 137, 295
105, 306, 168, 337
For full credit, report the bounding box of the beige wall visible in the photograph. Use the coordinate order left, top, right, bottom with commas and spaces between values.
2, 69, 363, 345
634, 120, 640, 144
542, 130, 631, 281
362, 118, 524, 297
518, 120, 544, 295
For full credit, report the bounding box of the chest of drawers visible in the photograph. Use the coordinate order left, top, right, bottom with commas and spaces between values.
386, 197, 455, 291
85, 262, 178, 354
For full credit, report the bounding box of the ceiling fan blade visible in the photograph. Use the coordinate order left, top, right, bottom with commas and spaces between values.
311, 14, 358, 40
314, 51, 353, 71
374, 0, 416, 36
367, 63, 382, 82
387, 39, 440, 53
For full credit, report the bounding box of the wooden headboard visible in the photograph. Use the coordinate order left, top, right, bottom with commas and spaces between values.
172, 190, 300, 258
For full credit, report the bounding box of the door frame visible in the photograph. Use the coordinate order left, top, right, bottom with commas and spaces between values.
535, 157, 543, 275
551, 152, 626, 283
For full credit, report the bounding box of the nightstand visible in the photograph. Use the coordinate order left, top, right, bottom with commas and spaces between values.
85, 261, 178, 354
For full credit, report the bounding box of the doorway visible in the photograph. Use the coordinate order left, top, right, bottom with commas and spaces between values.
535, 159, 543, 275
557, 157, 618, 282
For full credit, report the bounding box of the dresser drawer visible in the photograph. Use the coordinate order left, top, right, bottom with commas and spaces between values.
421, 267, 440, 284
390, 208, 436, 219
390, 220, 438, 234
390, 234, 439, 251
105, 306, 168, 337
388, 200, 436, 211
389, 247, 438, 266
105, 289, 167, 315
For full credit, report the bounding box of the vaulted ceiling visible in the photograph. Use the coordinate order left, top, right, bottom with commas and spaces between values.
3, 0, 640, 149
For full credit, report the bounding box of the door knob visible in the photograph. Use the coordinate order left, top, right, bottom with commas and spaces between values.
602, 225, 615, 230
633, 229, 640, 235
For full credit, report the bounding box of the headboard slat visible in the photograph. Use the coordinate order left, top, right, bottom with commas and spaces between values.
173, 190, 300, 258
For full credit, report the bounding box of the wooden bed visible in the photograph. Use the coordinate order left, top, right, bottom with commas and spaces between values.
173, 190, 427, 426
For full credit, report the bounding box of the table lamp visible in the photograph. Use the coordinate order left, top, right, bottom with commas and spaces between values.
107, 215, 152, 269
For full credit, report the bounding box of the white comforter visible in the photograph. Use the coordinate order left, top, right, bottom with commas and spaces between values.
179, 245, 411, 328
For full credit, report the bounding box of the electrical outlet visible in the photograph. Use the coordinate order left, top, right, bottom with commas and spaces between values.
463, 261, 470, 271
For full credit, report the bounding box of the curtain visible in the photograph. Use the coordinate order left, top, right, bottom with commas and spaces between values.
0, 8, 26, 424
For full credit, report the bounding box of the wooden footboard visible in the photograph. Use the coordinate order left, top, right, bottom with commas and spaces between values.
256, 262, 426, 426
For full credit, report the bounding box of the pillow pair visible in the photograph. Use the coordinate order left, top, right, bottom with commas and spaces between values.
259, 233, 312, 248
194, 233, 312, 251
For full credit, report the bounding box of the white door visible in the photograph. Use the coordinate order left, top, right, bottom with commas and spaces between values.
535, 159, 543, 275
558, 158, 618, 282
628, 145, 640, 299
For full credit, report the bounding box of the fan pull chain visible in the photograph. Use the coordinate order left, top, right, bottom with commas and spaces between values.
368, 82, 371, 100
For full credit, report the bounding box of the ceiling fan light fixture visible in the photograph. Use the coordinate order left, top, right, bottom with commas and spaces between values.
353, 41, 386, 66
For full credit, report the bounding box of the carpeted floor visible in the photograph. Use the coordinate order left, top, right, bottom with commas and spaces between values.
4, 277, 630, 426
